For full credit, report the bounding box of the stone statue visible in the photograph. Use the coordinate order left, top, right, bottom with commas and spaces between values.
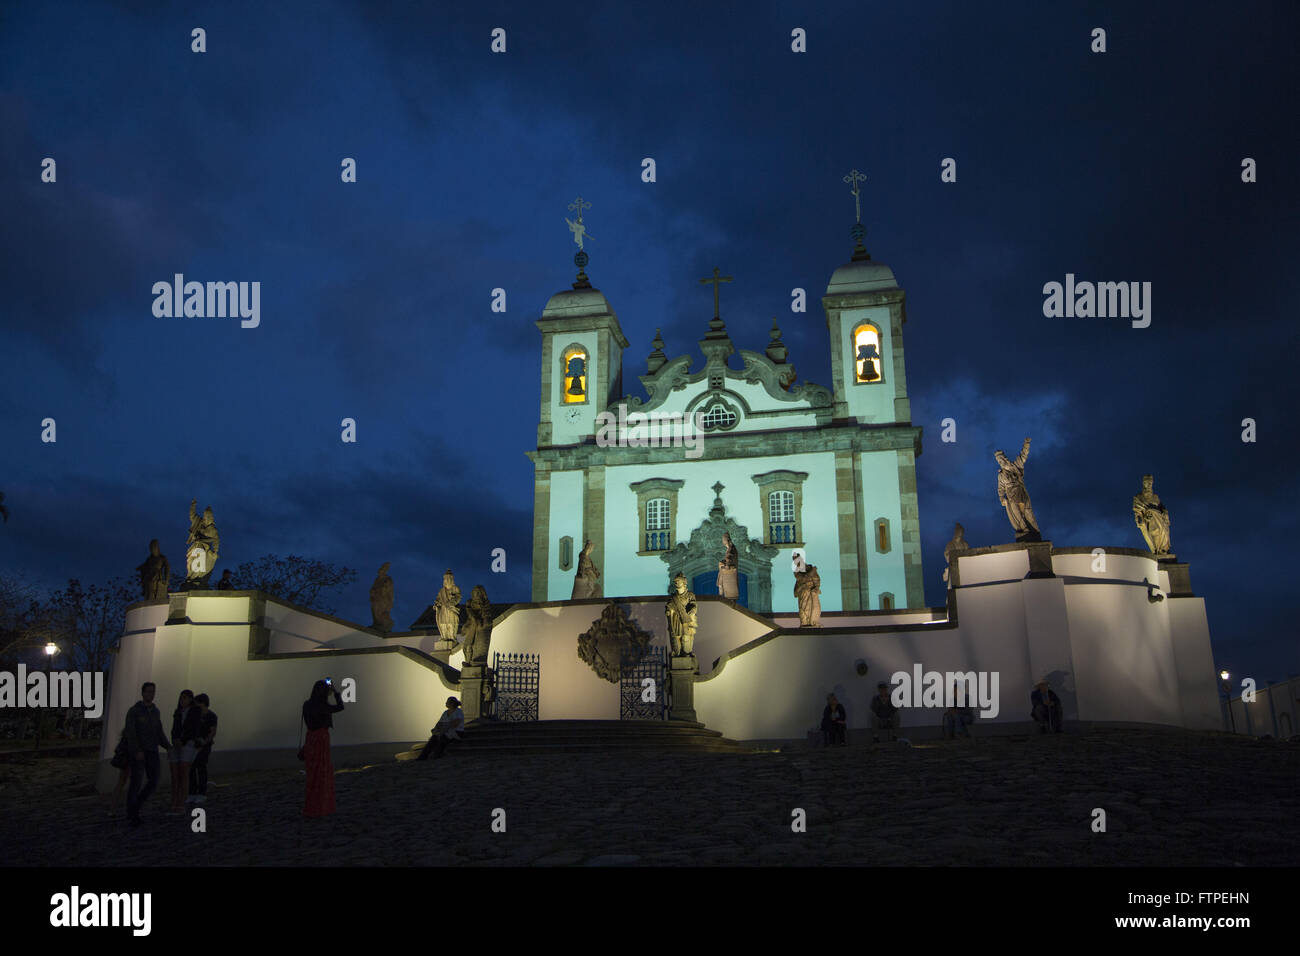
943, 522, 969, 587
136, 539, 170, 602
666, 572, 699, 656
571, 539, 602, 599
794, 563, 821, 627
434, 570, 462, 647
185, 499, 220, 587
994, 439, 1041, 542
716, 532, 740, 599
1133, 474, 1172, 555
461, 585, 494, 664
369, 562, 394, 632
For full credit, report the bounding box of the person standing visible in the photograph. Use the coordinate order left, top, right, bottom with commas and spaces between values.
188, 694, 218, 804
168, 689, 201, 813
302, 679, 344, 817
124, 682, 171, 827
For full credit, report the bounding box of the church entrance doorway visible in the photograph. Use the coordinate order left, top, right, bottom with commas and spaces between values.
693, 571, 748, 608
660, 484, 777, 613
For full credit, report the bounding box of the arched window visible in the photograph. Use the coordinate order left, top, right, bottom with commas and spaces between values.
852, 323, 883, 384
645, 497, 671, 551
558, 535, 574, 571
561, 345, 588, 404
879, 592, 894, 611
768, 490, 796, 544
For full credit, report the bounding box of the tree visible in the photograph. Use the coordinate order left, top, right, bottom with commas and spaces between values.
229, 554, 356, 614
0, 575, 44, 664
39, 577, 135, 675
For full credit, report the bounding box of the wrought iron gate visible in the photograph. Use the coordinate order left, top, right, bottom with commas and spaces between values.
620, 645, 669, 719
490, 651, 539, 721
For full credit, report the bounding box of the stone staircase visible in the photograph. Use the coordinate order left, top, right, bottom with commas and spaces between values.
395, 719, 751, 759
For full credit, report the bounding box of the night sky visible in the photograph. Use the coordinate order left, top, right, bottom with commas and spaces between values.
2, 1, 1297, 684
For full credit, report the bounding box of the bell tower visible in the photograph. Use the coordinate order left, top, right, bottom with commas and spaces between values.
822, 175, 912, 426
536, 199, 628, 447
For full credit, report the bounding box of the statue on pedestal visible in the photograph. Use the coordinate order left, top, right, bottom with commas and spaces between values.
666, 572, 699, 656
461, 585, 494, 664
994, 438, 1041, 542
369, 562, 394, 632
943, 522, 969, 587
716, 532, 739, 599
185, 499, 220, 587
434, 570, 462, 648
794, 563, 821, 627
136, 539, 170, 602
571, 539, 602, 599
1133, 474, 1172, 555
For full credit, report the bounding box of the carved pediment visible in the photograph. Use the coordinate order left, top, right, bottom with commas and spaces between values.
737, 350, 832, 407
577, 602, 654, 683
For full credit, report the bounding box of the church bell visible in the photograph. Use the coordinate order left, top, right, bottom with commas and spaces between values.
856, 343, 880, 381
566, 356, 586, 395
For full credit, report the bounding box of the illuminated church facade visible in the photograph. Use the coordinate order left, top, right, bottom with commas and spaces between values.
528, 232, 925, 614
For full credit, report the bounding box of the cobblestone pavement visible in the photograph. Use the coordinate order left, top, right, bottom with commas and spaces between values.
1, 730, 1295, 866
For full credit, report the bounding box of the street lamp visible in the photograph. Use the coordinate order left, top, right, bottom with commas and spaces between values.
1219, 668, 1236, 734
34, 642, 59, 752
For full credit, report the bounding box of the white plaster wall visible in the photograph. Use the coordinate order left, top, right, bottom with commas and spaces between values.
488, 596, 776, 722
696, 549, 1220, 741
101, 547, 1221, 772
1166, 598, 1223, 730
859, 450, 906, 608
840, 305, 895, 423
695, 621, 1033, 740
1063, 582, 1183, 726
954, 549, 1029, 585
770, 609, 947, 629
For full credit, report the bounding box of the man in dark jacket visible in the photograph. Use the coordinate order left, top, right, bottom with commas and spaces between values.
1031, 678, 1063, 733
124, 682, 171, 826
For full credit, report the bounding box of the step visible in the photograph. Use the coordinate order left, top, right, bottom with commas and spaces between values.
394, 719, 751, 759
396, 740, 751, 759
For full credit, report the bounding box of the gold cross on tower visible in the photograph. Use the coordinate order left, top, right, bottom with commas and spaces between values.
699, 267, 734, 321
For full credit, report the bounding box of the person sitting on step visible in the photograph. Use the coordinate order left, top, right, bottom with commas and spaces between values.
1030, 678, 1063, 734
870, 681, 900, 743
942, 681, 975, 739
821, 693, 847, 746
418, 697, 465, 760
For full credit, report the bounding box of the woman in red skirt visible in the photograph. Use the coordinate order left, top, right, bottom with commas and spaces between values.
302, 679, 345, 817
